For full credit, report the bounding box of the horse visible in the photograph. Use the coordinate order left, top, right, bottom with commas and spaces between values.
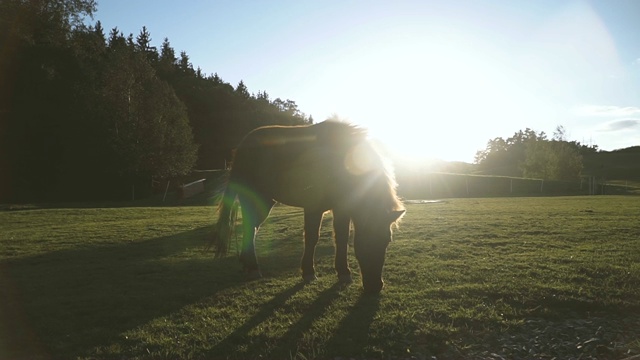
210, 120, 405, 293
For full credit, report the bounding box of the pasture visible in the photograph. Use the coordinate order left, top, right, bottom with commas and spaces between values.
1, 196, 639, 359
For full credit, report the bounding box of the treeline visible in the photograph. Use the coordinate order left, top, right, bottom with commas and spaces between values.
0, 0, 311, 202
473, 126, 598, 181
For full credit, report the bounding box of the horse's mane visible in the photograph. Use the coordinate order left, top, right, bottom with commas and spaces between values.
315, 120, 405, 216
314, 119, 368, 145
373, 154, 405, 217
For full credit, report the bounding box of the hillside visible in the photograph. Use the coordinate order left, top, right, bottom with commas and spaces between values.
582, 146, 640, 180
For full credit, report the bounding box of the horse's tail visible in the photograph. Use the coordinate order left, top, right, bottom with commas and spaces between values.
208, 179, 239, 258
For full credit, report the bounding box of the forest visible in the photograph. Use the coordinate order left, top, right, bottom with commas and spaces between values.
0, 0, 311, 202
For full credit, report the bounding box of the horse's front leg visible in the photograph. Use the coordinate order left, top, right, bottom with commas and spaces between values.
333, 210, 353, 284
301, 210, 324, 282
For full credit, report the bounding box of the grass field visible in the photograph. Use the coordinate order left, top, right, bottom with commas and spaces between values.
1, 196, 639, 359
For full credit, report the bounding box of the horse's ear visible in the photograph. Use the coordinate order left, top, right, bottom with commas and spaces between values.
389, 210, 405, 223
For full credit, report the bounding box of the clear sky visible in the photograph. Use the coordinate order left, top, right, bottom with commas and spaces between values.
93, 0, 640, 162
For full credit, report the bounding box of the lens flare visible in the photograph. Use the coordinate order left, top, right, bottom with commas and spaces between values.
344, 142, 377, 176
221, 181, 273, 230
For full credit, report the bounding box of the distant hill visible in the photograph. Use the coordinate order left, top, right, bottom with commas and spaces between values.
583, 146, 640, 180
390, 145, 640, 198
392, 145, 640, 182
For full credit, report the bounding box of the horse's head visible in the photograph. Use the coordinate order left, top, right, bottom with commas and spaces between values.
353, 209, 405, 294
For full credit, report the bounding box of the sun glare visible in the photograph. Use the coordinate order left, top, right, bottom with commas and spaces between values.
324, 2, 623, 164
337, 30, 525, 163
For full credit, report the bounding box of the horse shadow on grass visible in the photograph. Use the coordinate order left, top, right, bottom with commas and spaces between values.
1, 226, 303, 359
206, 279, 382, 359
323, 294, 381, 358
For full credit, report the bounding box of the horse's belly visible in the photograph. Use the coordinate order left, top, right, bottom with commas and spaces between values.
275, 190, 330, 210
272, 168, 335, 210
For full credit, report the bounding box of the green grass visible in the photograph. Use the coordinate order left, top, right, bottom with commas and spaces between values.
1, 197, 640, 359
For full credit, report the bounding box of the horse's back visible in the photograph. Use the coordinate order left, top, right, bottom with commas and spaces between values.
231, 122, 362, 209
237, 121, 363, 150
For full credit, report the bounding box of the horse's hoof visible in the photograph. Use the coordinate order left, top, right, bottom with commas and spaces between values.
303, 274, 318, 283
247, 270, 262, 280
338, 274, 353, 284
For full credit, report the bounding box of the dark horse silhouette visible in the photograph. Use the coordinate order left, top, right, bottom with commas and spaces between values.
211, 120, 405, 293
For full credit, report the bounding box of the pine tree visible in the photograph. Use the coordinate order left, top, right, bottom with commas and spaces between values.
235, 80, 251, 99
136, 26, 157, 63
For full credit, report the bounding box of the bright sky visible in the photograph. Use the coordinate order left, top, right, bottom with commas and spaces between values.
94, 0, 640, 162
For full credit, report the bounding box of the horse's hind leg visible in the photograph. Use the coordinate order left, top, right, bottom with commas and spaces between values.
238, 194, 274, 279
333, 210, 353, 284
301, 210, 324, 282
